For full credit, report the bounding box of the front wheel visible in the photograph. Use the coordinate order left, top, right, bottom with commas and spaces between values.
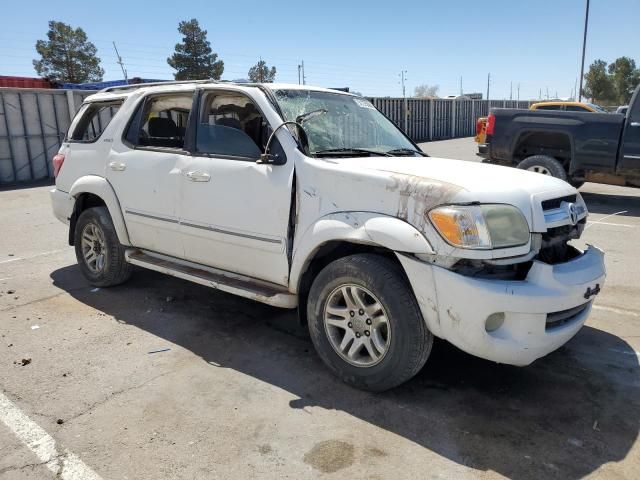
307, 254, 433, 391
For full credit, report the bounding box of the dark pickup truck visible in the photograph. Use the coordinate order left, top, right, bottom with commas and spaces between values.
478, 84, 640, 188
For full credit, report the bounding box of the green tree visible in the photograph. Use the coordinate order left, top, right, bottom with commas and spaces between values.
33, 21, 104, 83
608, 56, 640, 104
414, 84, 439, 98
582, 59, 615, 104
247, 59, 276, 83
167, 19, 224, 80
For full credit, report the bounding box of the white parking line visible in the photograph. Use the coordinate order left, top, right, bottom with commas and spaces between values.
0, 249, 68, 265
586, 221, 634, 228
0, 392, 102, 480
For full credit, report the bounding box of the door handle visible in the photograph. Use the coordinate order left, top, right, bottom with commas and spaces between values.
630, 122, 640, 127
109, 161, 126, 171
186, 171, 211, 182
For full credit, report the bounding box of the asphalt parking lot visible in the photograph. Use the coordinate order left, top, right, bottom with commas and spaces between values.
1, 137, 639, 479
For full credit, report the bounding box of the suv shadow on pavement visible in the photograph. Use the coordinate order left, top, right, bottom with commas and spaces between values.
51, 265, 639, 480
581, 190, 640, 217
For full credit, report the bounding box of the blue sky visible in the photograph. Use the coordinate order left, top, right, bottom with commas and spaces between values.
1, 0, 638, 99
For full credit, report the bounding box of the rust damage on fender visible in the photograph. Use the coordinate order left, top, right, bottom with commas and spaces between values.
386, 174, 464, 230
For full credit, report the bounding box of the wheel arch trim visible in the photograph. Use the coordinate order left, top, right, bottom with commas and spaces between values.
290, 211, 434, 294
69, 175, 131, 245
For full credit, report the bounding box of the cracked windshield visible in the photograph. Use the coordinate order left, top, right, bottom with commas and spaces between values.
274, 89, 423, 157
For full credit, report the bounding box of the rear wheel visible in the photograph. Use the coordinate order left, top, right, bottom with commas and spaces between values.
74, 207, 132, 287
307, 254, 433, 391
517, 155, 567, 181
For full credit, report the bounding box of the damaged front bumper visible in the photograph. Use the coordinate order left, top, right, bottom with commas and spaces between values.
398, 245, 606, 366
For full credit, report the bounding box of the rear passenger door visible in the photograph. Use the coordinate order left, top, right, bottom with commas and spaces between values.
107, 91, 194, 258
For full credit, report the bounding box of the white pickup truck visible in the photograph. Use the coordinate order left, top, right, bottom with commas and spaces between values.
50, 81, 605, 391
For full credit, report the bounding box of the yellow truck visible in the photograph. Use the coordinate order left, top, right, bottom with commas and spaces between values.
475, 101, 607, 144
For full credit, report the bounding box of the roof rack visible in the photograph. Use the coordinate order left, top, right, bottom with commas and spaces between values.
101, 79, 215, 93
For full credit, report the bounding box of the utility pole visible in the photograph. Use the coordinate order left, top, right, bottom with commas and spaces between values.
297, 64, 301, 85
517, 83, 520, 102
510, 81, 513, 101
112, 42, 127, 83
301, 60, 306, 85
486, 73, 491, 101
258, 56, 263, 83
578, 0, 590, 102
399, 70, 407, 97
539, 88, 542, 100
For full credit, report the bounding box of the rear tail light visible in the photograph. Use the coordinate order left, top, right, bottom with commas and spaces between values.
52, 153, 65, 177
486, 113, 496, 136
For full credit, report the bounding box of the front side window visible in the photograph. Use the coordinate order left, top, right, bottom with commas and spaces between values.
69, 100, 122, 142
126, 93, 193, 149
273, 90, 418, 157
566, 105, 591, 112
195, 91, 265, 159
585, 103, 608, 113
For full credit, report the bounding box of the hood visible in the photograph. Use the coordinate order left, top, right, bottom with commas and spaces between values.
307, 155, 579, 234
330, 156, 575, 201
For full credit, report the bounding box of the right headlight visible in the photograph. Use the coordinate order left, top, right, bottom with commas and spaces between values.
428, 204, 530, 249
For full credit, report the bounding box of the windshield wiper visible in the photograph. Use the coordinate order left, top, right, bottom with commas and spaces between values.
386, 148, 428, 157
296, 108, 328, 125
313, 148, 392, 157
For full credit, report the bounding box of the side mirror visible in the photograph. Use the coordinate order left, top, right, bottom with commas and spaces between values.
257, 152, 286, 165
259, 120, 304, 166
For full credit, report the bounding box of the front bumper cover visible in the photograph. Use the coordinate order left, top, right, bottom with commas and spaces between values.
397, 245, 606, 366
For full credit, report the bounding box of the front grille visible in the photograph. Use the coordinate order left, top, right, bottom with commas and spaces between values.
546, 302, 590, 331
541, 195, 577, 211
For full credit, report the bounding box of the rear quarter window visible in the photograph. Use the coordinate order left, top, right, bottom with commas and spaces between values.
68, 100, 123, 142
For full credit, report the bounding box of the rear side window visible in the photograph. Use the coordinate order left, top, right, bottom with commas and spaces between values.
535, 105, 563, 111
125, 93, 193, 149
68, 100, 122, 142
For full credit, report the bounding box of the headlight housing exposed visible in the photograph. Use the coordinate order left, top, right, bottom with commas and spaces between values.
428, 204, 530, 249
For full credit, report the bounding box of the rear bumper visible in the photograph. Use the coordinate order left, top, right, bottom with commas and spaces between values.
398, 245, 606, 366
50, 188, 73, 225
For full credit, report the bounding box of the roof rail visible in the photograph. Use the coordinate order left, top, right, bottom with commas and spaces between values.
101, 79, 215, 93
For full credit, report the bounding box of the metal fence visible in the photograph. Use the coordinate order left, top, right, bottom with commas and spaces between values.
0, 88, 94, 184
368, 97, 532, 141
0, 87, 533, 185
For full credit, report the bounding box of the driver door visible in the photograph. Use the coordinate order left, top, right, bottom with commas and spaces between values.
179, 89, 293, 286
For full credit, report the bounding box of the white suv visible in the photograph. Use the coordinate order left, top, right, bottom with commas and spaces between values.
51, 81, 605, 391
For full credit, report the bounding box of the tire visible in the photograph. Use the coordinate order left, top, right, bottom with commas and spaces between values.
307, 254, 433, 392
517, 155, 567, 181
74, 206, 132, 287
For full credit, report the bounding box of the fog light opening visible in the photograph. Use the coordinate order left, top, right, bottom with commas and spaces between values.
485, 312, 505, 332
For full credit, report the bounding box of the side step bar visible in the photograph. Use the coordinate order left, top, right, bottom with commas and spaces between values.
125, 249, 297, 309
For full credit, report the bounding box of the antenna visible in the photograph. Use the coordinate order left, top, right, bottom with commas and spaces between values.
112, 42, 128, 83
